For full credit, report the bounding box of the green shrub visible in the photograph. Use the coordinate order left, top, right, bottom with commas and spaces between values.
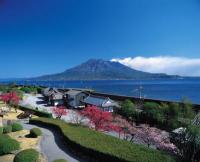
0, 127, 3, 134
144, 102, 160, 110
20, 87, 32, 93
53, 159, 68, 162
14, 149, 39, 162
181, 98, 195, 119
29, 128, 42, 138
0, 134, 20, 155
12, 123, 23, 132
30, 117, 176, 162
3, 125, 12, 134
119, 99, 136, 118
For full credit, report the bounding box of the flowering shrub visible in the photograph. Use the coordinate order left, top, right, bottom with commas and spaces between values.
113, 116, 177, 154
52, 106, 68, 119
80, 106, 114, 131
0, 92, 20, 106
113, 115, 132, 138
131, 124, 177, 154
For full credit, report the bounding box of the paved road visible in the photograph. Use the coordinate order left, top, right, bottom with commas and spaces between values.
20, 120, 85, 162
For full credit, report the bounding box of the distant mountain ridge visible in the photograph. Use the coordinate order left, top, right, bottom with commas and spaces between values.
33, 59, 178, 80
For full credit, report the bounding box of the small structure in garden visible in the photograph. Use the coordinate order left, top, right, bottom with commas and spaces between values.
82, 95, 119, 112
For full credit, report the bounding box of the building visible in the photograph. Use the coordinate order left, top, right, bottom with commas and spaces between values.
42, 88, 64, 106
64, 89, 87, 108
82, 95, 119, 112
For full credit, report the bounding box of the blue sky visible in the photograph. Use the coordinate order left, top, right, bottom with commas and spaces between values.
1, 0, 200, 77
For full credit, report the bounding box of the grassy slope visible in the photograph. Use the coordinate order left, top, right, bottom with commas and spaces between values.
31, 117, 176, 162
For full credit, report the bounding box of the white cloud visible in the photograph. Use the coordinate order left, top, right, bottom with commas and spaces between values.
111, 56, 200, 76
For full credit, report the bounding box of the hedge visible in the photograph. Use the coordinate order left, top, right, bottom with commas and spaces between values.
18, 105, 52, 118
14, 149, 39, 162
29, 128, 42, 138
0, 134, 20, 155
53, 159, 68, 162
12, 123, 23, 132
0, 127, 3, 134
3, 125, 12, 133
30, 117, 176, 162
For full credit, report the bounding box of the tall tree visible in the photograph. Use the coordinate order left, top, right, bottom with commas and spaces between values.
181, 98, 195, 119
119, 99, 136, 119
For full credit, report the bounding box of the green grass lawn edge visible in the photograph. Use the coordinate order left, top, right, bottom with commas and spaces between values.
30, 117, 176, 162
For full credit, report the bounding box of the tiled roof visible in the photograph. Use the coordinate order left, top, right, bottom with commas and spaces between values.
65, 89, 83, 96
83, 95, 119, 107
43, 88, 60, 96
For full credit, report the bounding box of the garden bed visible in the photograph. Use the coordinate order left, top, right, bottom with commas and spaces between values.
0, 130, 45, 162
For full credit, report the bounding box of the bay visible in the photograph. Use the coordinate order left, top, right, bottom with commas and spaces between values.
1, 78, 200, 104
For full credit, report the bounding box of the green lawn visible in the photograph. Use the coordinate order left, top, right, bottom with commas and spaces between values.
30, 117, 176, 162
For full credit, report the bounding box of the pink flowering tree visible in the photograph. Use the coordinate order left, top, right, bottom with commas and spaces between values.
113, 115, 133, 139
79, 105, 114, 131
0, 92, 20, 112
131, 124, 177, 154
52, 106, 68, 119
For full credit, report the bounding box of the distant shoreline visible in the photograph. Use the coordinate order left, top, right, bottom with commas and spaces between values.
1, 81, 200, 110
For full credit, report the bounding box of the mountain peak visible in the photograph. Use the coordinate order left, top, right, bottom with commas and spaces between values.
86, 58, 105, 63
81, 59, 111, 67
34, 59, 175, 80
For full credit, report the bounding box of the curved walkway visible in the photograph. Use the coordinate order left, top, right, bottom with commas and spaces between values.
20, 120, 85, 162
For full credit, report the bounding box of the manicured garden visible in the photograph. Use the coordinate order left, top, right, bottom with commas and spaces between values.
30, 117, 176, 162
0, 121, 44, 162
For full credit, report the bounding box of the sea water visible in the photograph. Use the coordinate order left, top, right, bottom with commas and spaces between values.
1, 78, 200, 104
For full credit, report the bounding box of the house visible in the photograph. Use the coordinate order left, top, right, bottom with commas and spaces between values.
64, 89, 87, 108
42, 88, 64, 106
82, 95, 119, 112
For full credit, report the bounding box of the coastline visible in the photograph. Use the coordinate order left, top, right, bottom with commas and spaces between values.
2, 82, 200, 111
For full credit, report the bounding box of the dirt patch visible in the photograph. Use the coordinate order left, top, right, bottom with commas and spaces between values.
0, 154, 15, 162
8, 130, 40, 150
3, 109, 24, 120
2, 107, 38, 120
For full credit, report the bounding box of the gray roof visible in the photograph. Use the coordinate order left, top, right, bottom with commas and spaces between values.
43, 88, 61, 97
82, 95, 119, 107
65, 90, 83, 96
53, 93, 63, 100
